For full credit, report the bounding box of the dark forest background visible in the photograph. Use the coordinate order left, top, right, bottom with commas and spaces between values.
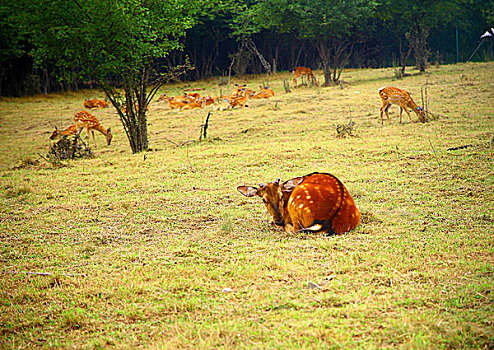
1, 0, 493, 97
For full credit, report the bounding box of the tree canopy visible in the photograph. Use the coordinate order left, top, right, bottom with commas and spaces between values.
10, 0, 203, 153
1, 0, 492, 100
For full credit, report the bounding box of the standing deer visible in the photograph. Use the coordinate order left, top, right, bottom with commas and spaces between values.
73, 111, 112, 147
237, 172, 360, 235
378, 87, 426, 124
292, 67, 318, 87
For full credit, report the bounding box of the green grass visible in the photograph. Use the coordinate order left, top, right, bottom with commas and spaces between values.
0, 62, 493, 349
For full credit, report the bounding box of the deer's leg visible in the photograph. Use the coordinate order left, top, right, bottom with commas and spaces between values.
403, 106, 413, 123
384, 104, 391, 123
91, 130, 96, 147
289, 220, 301, 233
379, 102, 387, 124
398, 106, 403, 123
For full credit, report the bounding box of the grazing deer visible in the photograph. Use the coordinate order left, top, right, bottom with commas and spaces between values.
378, 87, 426, 124
49, 124, 78, 140
83, 99, 108, 109
237, 172, 360, 235
73, 111, 112, 147
292, 67, 318, 86
251, 86, 275, 99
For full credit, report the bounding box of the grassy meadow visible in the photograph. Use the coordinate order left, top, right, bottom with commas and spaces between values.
0, 62, 493, 349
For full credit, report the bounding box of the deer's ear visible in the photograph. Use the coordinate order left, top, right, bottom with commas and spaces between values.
282, 176, 304, 192
237, 186, 258, 197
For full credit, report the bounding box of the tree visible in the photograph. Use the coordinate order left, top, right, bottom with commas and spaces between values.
0, 0, 29, 96
183, 1, 240, 79
253, 0, 377, 86
379, 0, 459, 73
12, 0, 202, 153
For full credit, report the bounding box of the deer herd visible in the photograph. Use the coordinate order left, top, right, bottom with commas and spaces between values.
156, 84, 275, 111
48, 67, 429, 236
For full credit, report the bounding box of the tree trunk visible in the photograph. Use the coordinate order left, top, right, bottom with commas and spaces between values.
42, 68, 49, 95
317, 40, 333, 86
137, 69, 148, 151
407, 21, 429, 73
400, 41, 412, 75
294, 40, 305, 69
415, 23, 428, 72
122, 86, 148, 153
273, 43, 279, 74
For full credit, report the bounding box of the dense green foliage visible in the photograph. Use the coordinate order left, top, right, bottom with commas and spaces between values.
6, 0, 203, 153
13, 0, 197, 81
252, 0, 377, 85
0, 0, 493, 95
378, 0, 459, 72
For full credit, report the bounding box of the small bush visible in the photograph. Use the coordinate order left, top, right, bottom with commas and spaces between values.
336, 121, 356, 138
48, 136, 93, 161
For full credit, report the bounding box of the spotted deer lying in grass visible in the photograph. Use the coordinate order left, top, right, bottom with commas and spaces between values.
251, 86, 275, 99
237, 172, 360, 235
180, 99, 206, 111
229, 91, 252, 108
83, 99, 108, 109
212, 98, 232, 111
378, 87, 426, 124
229, 84, 254, 99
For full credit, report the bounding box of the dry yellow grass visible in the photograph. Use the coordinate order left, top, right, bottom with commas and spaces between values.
0, 62, 493, 349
